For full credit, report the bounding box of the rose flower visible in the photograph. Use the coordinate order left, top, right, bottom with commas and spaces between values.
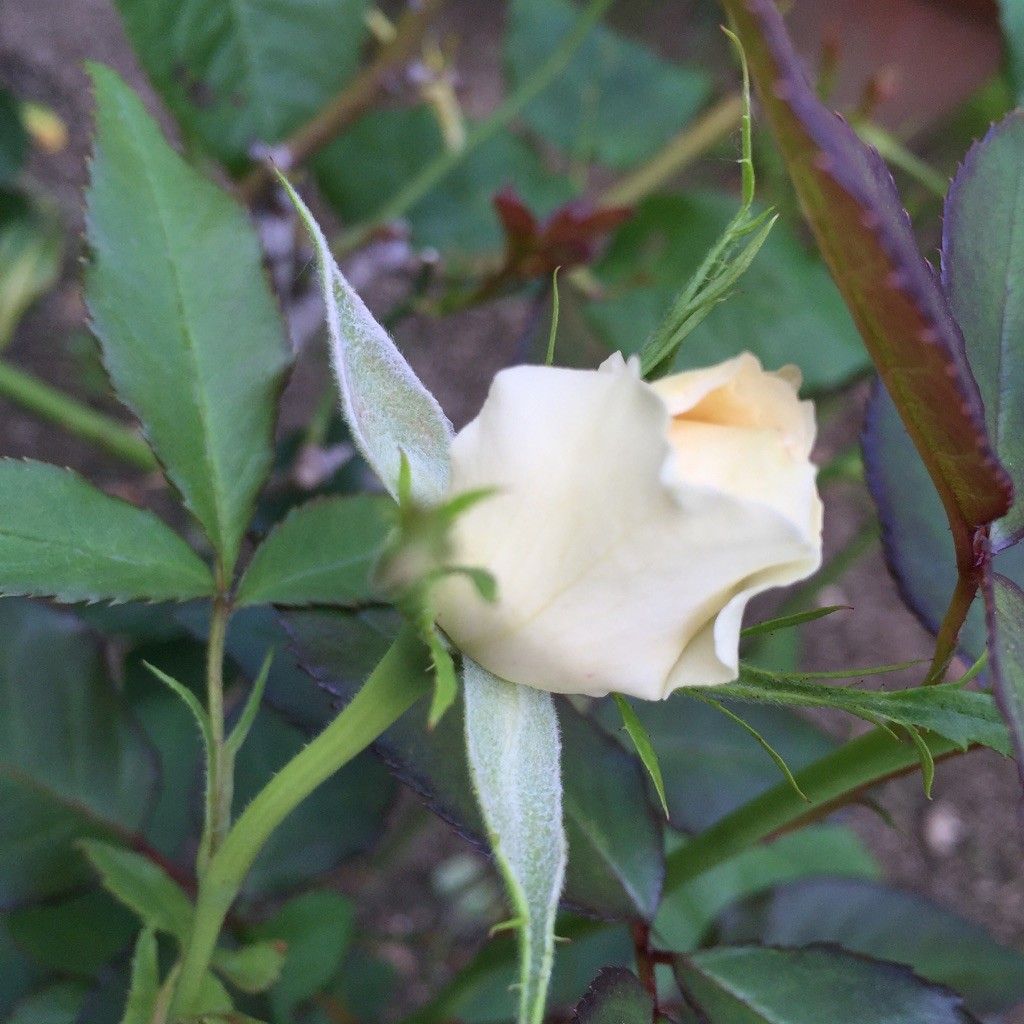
433, 352, 823, 700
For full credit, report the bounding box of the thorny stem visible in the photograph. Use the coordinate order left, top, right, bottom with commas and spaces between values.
238, 0, 447, 202
0, 358, 157, 470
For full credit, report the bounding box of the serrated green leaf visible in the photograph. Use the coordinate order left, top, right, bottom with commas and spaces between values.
250, 891, 354, 1023
463, 660, 566, 1024
570, 968, 653, 1024
79, 840, 193, 945
744, 876, 1024, 1017
121, 928, 160, 1024
705, 670, 1009, 756
0, 601, 156, 904
943, 112, 1024, 548
113, 0, 368, 167
612, 694, 668, 817
212, 941, 286, 994
279, 173, 451, 505
0, 460, 214, 602
674, 946, 980, 1024
86, 65, 289, 574
235, 494, 392, 607
505, 0, 710, 170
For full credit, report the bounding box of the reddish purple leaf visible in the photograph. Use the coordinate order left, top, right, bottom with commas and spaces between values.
720, 0, 1011, 534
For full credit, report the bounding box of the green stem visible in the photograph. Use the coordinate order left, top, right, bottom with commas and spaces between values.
170, 625, 430, 1018
0, 359, 157, 470
336, 0, 615, 254
664, 727, 958, 893
197, 593, 232, 875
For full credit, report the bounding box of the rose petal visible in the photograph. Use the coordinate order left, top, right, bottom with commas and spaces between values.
434, 357, 822, 699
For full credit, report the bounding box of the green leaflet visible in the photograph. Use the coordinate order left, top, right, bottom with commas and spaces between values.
86, 65, 290, 575
79, 840, 193, 945
236, 494, 393, 607
0, 459, 213, 603
250, 891, 354, 1023
704, 670, 1009, 756
943, 112, 1024, 547
570, 968, 654, 1024
463, 660, 567, 1024
674, 946, 979, 1024
612, 694, 668, 817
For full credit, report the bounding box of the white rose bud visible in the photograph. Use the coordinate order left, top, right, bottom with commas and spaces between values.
433, 352, 823, 700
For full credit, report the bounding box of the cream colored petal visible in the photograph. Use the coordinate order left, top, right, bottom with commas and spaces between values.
653, 353, 816, 460
666, 419, 820, 535
434, 359, 822, 700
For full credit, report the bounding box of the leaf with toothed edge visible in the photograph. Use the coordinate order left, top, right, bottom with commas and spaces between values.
570, 968, 654, 1024
719, 0, 1011, 540
86, 65, 290, 576
981, 569, 1024, 789
942, 111, 1024, 550
0, 459, 214, 604
674, 945, 982, 1024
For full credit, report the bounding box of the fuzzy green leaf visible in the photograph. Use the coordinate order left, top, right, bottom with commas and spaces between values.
86, 65, 289, 574
280, 173, 451, 504
463, 660, 567, 1024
